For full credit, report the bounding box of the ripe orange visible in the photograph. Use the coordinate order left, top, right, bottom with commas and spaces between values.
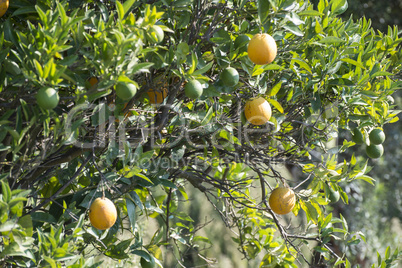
36, 87, 60, 110
147, 84, 168, 104
268, 187, 296, 215
244, 97, 272, 125
247, 33, 277, 65
0, 0, 9, 18
88, 76, 99, 87
89, 197, 117, 230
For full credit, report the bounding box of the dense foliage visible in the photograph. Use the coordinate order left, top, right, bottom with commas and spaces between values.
0, 0, 401, 267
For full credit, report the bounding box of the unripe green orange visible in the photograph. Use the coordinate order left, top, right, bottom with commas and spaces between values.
115, 82, 137, 100
369, 128, 385, 145
366, 144, 384, 159
184, 80, 203, 99
36, 87, 60, 110
220, 67, 239, 87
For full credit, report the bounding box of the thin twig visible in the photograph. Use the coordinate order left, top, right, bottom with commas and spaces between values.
28, 154, 92, 215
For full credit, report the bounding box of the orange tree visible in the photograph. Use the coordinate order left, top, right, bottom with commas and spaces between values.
0, 0, 401, 267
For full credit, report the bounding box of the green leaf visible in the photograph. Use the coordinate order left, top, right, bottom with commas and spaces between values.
43, 256, 57, 268
0, 242, 32, 259
1, 180, 11, 203
129, 191, 144, 210
298, 10, 324, 16
136, 173, 154, 185
305, 202, 319, 224
341, 58, 365, 69
267, 99, 284, 113
0, 220, 17, 232
292, 58, 312, 74
334, 259, 345, 265
123, 0, 136, 14
57, 2, 68, 25
370, 71, 394, 78
322, 213, 332, 228
282, 24, 304, 37
319, 36, 345, 44
18, 215, 33, 236
263, 64, 285, 71
33, 59, 44, 78
116, 1, 125, 21
35, 6, 48, 27
8, 197, 27, 209
200, 106, 214, 126
331, 0, 348, 15
125, 196, 136, 232
11, 7, 37, 16
252, 66, 264, 76
268, 82, 282, 96
193, 235, 212, 244
193, 61, 213, 76
258, 0, 271, 25
188, 52, 198, 75
130, 62, 154, 74
355, 175, 375, 185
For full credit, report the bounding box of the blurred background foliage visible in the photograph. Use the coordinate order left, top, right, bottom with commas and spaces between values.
342, 0, 402, 32
313, 0, 402, 32
338, 0, 402, 266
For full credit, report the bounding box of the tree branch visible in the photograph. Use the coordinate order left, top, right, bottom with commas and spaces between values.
28, 154, 92, 215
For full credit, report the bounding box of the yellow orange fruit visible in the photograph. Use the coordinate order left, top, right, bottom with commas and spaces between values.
89, 197, 117, 230
244, 97, 272, 125
0, 0, 9, 18
88, 76, 99, 87
247, 33, 277, 65
268, 187, 296, 215
147, 86, 168, 104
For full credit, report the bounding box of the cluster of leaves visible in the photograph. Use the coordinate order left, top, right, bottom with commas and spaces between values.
0, 0, 401, 267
